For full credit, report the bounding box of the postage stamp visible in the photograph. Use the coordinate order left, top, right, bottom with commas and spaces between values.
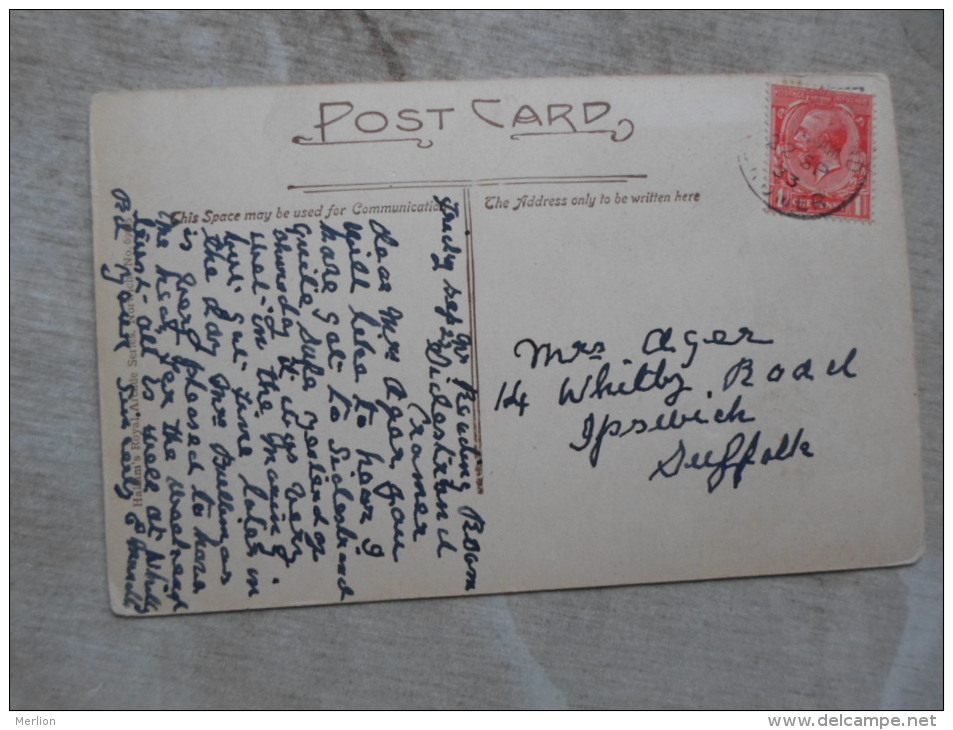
770, 84, 873, 220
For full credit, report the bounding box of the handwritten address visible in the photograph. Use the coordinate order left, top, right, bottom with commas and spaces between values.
495, 330, 858, 491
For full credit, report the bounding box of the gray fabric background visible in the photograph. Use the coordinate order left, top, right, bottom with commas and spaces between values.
10, 10, 942, 710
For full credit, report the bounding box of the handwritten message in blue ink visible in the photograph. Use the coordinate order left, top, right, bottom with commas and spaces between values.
102, 189, 484, 614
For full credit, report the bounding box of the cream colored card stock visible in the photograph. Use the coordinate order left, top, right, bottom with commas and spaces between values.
91, 74, 923, 615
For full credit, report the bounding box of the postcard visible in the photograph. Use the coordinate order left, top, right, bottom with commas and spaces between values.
91, 74, 923, 615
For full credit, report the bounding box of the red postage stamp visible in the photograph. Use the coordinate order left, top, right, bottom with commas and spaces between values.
770, 84, 873, 220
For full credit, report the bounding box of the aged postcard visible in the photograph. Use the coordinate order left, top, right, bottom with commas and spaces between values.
91, 74, 923, 616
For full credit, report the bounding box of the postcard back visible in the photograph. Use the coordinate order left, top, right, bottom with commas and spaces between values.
90, 74, 923, 615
